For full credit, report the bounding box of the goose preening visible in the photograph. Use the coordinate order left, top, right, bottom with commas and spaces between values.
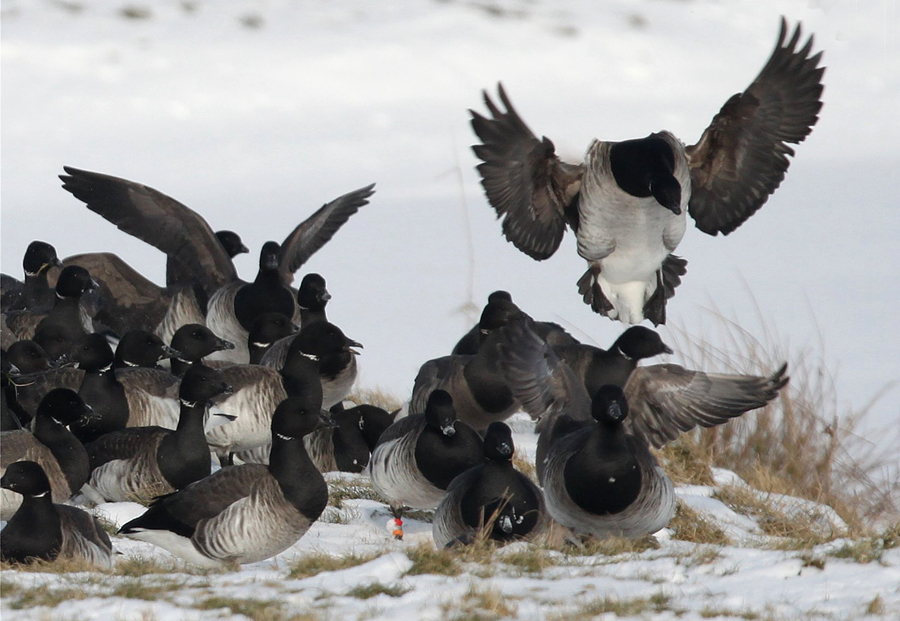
470, 18, 824, 325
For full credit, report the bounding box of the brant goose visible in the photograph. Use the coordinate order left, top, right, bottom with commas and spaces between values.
499, 321, 788, 537
119, 396, 332, 568
368, 390, 484, 539
247, 313, 298, 365
59, 166, 374, 360
470, 19, 824, 325
169, 323, 235, 377
410, 327, 517, 434
1, 389, 93, 520
1, 461, 113, 568
433, 421, 548, 547
84, 365, 232, 504
554, 326, 673, 397
295, 273, 330, 327
47, 252, 207, 344
0, 241, 62, 313
239, 402, 374, 473
203, 322, 352, 461
5, 266, 97, 358
452, 291, 575, 356
259, 320, 361, 410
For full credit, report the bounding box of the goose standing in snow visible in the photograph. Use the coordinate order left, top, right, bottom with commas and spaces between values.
498, 320, 788, 537
1, 461, 113, 568
83, 365, 233, 504
118, 396, 332, 568
433, 421, 548, 547
470, 18, 824, 325
368, 390, 484, 539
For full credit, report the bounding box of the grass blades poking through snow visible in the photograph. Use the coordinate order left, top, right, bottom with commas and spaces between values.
665, 305, 900, 533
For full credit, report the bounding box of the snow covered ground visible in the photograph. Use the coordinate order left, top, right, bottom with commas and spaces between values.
2, 2, 899, 618
2, 415, 899, 620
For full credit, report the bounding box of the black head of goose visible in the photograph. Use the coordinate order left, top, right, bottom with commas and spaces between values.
247, 312, 298, 365
348, 403, 396, 453
470, 18, 824, 326
84, 364, 233, 504
297, 405, 372, 474
433, 421, 547, 548
554, 325, 673, 397
296, 273, 330, 327
204, 322, 327, 462
259, 320, 362, 409
168, 323, 235, 377
451, 291, 576, 357
498, 319, 788, 538
0, 460, 113, 568
4, 241, 63, 312
214, 230, 250, 259
114, 330, 180, 370
1, 388, 93, 520
368, 389, 484, 539
5, 266, 97, 357
119, 395, 332, 568
70, 333, 129, 442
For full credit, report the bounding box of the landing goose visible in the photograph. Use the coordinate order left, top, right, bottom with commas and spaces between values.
1, 461, 113, 569
498, 320, 788, 537
433, 421, 548, 547
470, 18, 824, 325
1, 389, 93, 520
368, 390, 484, 539
84, 365, 232, 504
118, 396, 332, 568
1, 241, 62, 313
452, 290, 575, 356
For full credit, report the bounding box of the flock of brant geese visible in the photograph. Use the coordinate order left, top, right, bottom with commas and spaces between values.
1, 17, 821, 569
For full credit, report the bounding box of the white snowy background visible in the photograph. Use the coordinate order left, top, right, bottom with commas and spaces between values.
2, 1, 900, 619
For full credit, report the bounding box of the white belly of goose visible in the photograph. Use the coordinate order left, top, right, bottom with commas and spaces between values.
369, 435, 445, 509
576, 138, 690, 324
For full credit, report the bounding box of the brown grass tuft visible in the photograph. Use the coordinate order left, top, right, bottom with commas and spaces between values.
669, 501, 731, 545
666, 307, 899, 533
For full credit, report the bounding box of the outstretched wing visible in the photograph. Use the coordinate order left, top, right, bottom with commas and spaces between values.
623, 363, 788, 448
278, 184, 376, 285
470, 84, 583, 260
686, 18, 824, 236
59, 167, 237, 290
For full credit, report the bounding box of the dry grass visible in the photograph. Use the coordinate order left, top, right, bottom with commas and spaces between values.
551, 591, 676, 619
440, 583, 519, 621
287, 551, 382, 579
665, 307, 899, 533
348, 388, 404, 414
669, 501, 731, 545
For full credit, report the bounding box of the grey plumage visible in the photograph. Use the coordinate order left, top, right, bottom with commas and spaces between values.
498, 319, 788, 538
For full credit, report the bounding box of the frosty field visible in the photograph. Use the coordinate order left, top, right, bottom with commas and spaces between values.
2, 0, 899, 619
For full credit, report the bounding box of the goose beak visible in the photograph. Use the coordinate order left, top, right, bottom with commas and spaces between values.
0, 473, 10, 490
661, 343, 674, 355
497, 442, 513, 457
78, 403, 98, 426
347, 338, 363, 356
221, 383, 234, 396
441, 423, 456, 437
161, 345, 181, 360
216, 338, 236, 351
318, 410, 339, 429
